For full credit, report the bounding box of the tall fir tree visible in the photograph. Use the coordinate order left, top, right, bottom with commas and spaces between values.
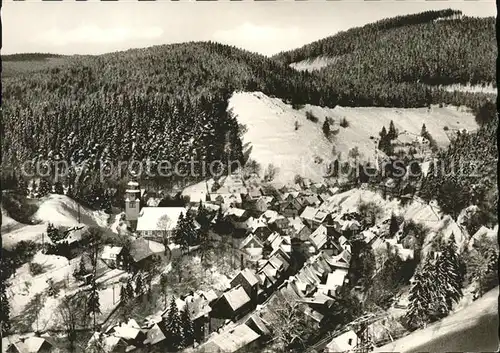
164, 296, 184, 351
322, 120, 331, 138
389, 213, 399, 237
436, 234, 463, 310
405, 258, 435, 329
181, 304, 195, 347
388, 120, 397, 140
86, 278, 101, 331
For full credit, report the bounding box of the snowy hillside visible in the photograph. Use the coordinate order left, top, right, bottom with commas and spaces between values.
374, 286, 499, 353
228, 92, 478, 183
2, 194, 109, 249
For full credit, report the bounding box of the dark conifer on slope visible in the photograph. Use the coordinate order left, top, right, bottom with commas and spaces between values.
405, 266, 432, 329
181, 304, 195, 347
436, 234, 464, 310
164, 296, 184, 350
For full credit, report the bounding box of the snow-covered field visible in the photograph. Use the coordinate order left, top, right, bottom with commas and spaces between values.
228, 92, 478, 183
2, 194, 109, 249
436, 83, 497, 95
289, 56, 337, 72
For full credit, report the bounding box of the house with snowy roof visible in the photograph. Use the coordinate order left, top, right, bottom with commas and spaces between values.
105, 319, 146, 347
238, 233, 264, 263
286, 216, 311, 241
247, 218, 272, 241
6, 336, 56, 353
230, 268, 261, 303
124, 238, 168, 271
136, 207, 187, 241
101, 246, 126, 270
300, 206, 330, 230
210, 285, 252, 321
143, 322, 169, 347
308, 225, 341, 255
87, 332, 129, 353
199, 324, 260, 353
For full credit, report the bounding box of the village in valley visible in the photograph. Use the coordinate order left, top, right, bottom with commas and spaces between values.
2, 136, 498, 353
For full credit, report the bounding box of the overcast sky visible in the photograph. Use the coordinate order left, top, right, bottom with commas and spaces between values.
2, 1, 496, 56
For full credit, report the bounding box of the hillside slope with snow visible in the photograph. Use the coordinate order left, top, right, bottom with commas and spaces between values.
229, 92, 478, 183
374, 286, 499, 353
2, 194, 109, 249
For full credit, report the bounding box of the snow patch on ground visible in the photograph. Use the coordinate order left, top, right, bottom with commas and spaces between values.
33, 194, 108, 228
289, 56, 337, 72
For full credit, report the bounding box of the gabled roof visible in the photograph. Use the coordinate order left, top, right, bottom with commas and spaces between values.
300, 206, 318, 221
144, 323, 167, 345
288, 217, 308, 233
181, 293, 212, 320
136, 207, 186, 231
299, 292, 335, 306
88, 332, 128, 353
259, 263, 278, 283
129, 238, 165, 263
268, 255, 287, 272
9, 337, 53, 353
239, 234, 264, 250
326, 269, 349, 288
267, 231, 281, 244
245, 314, 271, 336
224, 207, 247, 218
309, 225, 328, 249
201, 324, 260, 353
233, 268, 260, 288
200, 289, 218, 304
222, 285, 251, 312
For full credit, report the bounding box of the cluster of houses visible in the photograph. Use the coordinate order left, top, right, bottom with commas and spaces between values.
8, 174, 423, 353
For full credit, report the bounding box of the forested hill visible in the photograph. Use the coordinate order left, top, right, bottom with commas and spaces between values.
1, 42, 326, 199
273, 9, 496, 108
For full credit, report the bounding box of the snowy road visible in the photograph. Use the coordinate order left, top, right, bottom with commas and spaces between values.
374, 286, 499, 353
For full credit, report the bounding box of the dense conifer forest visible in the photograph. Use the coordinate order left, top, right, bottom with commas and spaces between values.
274, 9, 496, 108
1, 9, 497, 206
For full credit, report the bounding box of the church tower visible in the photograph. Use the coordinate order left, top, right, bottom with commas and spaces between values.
125, 180, 141, 229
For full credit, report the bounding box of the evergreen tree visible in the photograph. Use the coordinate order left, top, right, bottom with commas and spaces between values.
388, 120, 397, 140
322, 120, 331, 138
420, 123, 428, 137
174, 213, 187, 248
86, 278, 101, 330
38, 178, 52, 197
181, 304, 195, 347
405, 258, 435, 329
1, 268, 11, 336
164, 296, 184, 350
135, 273, 144, 297
389, 213, 399, 237
378, 126, 393, 155
436, 234, 463, 310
